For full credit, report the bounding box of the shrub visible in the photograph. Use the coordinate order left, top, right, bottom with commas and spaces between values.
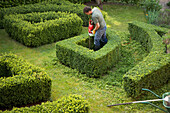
56, 28, 121, 77
55, 94, 89, 113
1, 94, 89, 113
3, 11, 83, 47
0, 53, 52, 109
167, 1, 170, 7
0, 0, 48, 8
140, 0, 162, 14
145, 10, 160, 24
0, 0, 89, 28
123, 21, 170, 98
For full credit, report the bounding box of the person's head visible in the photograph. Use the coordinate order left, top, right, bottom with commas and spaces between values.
83, 6, 92, 15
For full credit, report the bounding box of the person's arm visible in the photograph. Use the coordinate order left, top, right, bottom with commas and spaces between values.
94, 23, 100, 31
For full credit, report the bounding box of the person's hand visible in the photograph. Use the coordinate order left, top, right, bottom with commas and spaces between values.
92, 30, 96, 34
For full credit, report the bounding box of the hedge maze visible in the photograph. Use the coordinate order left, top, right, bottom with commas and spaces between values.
0, 53, 52, 109
56, 29, 121, 77
0, 0, 170, 112
4, 11, 83, 47
123, 21, 170, 98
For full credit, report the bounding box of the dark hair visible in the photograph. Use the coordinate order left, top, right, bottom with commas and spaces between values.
83, 6, 92, 13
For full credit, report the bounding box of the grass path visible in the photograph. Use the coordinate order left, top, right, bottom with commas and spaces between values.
0, 4, 169, 113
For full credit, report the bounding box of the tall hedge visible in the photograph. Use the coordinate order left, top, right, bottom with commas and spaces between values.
0, 0, 89, 28
3, 11, 83, 47
0, 53, 52, 109
56, 28, 121, 77
123, 21, 170, 98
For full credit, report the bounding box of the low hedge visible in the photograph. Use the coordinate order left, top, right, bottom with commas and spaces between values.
4, 11, 83, 47
0, 0, 48, 8
0, 53, 52, 109
56, 28, 121, 77
0, 0, 88, 28
123, 21, 170, 98
1, 94, 89, 113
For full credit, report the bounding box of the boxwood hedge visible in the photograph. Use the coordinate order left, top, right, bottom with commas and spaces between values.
0, 0, 88, 28
4, 11, 83, 47
0, 0, 49, 8
123, 21, 170, 98
56, 28, 121, 77
0, 53, 52, 109
0, 94, 89, 113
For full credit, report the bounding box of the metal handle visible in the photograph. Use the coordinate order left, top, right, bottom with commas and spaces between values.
107, 102, 132, 107
142, 88, 162, 99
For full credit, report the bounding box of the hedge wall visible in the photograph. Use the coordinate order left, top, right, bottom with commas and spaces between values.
3, 11, 83, 47
123, 21, 170, 98
0, 53, 52, 109
0, 94, 89, 113
0, 0, 89, 28
56, 28, 121, 77
0, 0, 49, 8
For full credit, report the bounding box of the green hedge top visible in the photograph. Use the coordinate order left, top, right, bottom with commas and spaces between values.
0, 53, 52, 109
1, 94, 89, 113
123, 21, 170, 98
4, 11, 83, 47
0, 0, 89, 28
56, 28, 121, 77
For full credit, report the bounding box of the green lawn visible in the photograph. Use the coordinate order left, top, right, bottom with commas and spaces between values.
0, 4, 169, 113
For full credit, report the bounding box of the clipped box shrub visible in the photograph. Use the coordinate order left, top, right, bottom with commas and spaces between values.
0, 53, 52, 109
123, 21, 170, 98
3, 11, 83, 47
1, 94, 89, 113
0, 0, 49, 8
0, 0, 89, 28
56, 28, 121, 77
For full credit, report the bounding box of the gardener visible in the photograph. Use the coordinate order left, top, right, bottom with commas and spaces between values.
83, 6, 107, 51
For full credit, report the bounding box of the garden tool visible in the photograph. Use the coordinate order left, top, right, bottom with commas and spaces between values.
88, 20, 94, 49
107, 88, 170, 113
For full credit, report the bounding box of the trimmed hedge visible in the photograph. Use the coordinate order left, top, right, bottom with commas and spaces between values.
4, 11, 83, 47
0, 53, 52, 109
0, 0, 49, 8
67, 0, 91, 3
56, 28, 121, 77
0, 0, 89, 28
0, 94, 89, 113
123, 21, 170, 98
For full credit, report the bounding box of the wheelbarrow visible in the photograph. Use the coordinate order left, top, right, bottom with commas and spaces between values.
107, 88, 170, 113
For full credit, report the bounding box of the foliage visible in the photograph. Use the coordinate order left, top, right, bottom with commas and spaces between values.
145, 10, 159, 24
156, 9, 170, 29
0, 0, 49, 8
55, 94, 89, 113
0, 0, 88, 28
1, 94, 89, 113
124, 21, 170, 98
3, 11, 83, 47
56, 28, 121, 77
103, 0, 143, 5
66, 0, 91, 3
140, 0, 162, 14
167, 1, 170, 7
0, 53, 52, 109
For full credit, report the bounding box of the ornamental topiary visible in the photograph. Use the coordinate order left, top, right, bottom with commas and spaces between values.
56, 28, 121, 77
0, 53, 52, 109
3, 11, 83, 47
55, 94, 89, 113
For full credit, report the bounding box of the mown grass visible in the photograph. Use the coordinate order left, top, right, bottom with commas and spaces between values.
0, 4, 169, 113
